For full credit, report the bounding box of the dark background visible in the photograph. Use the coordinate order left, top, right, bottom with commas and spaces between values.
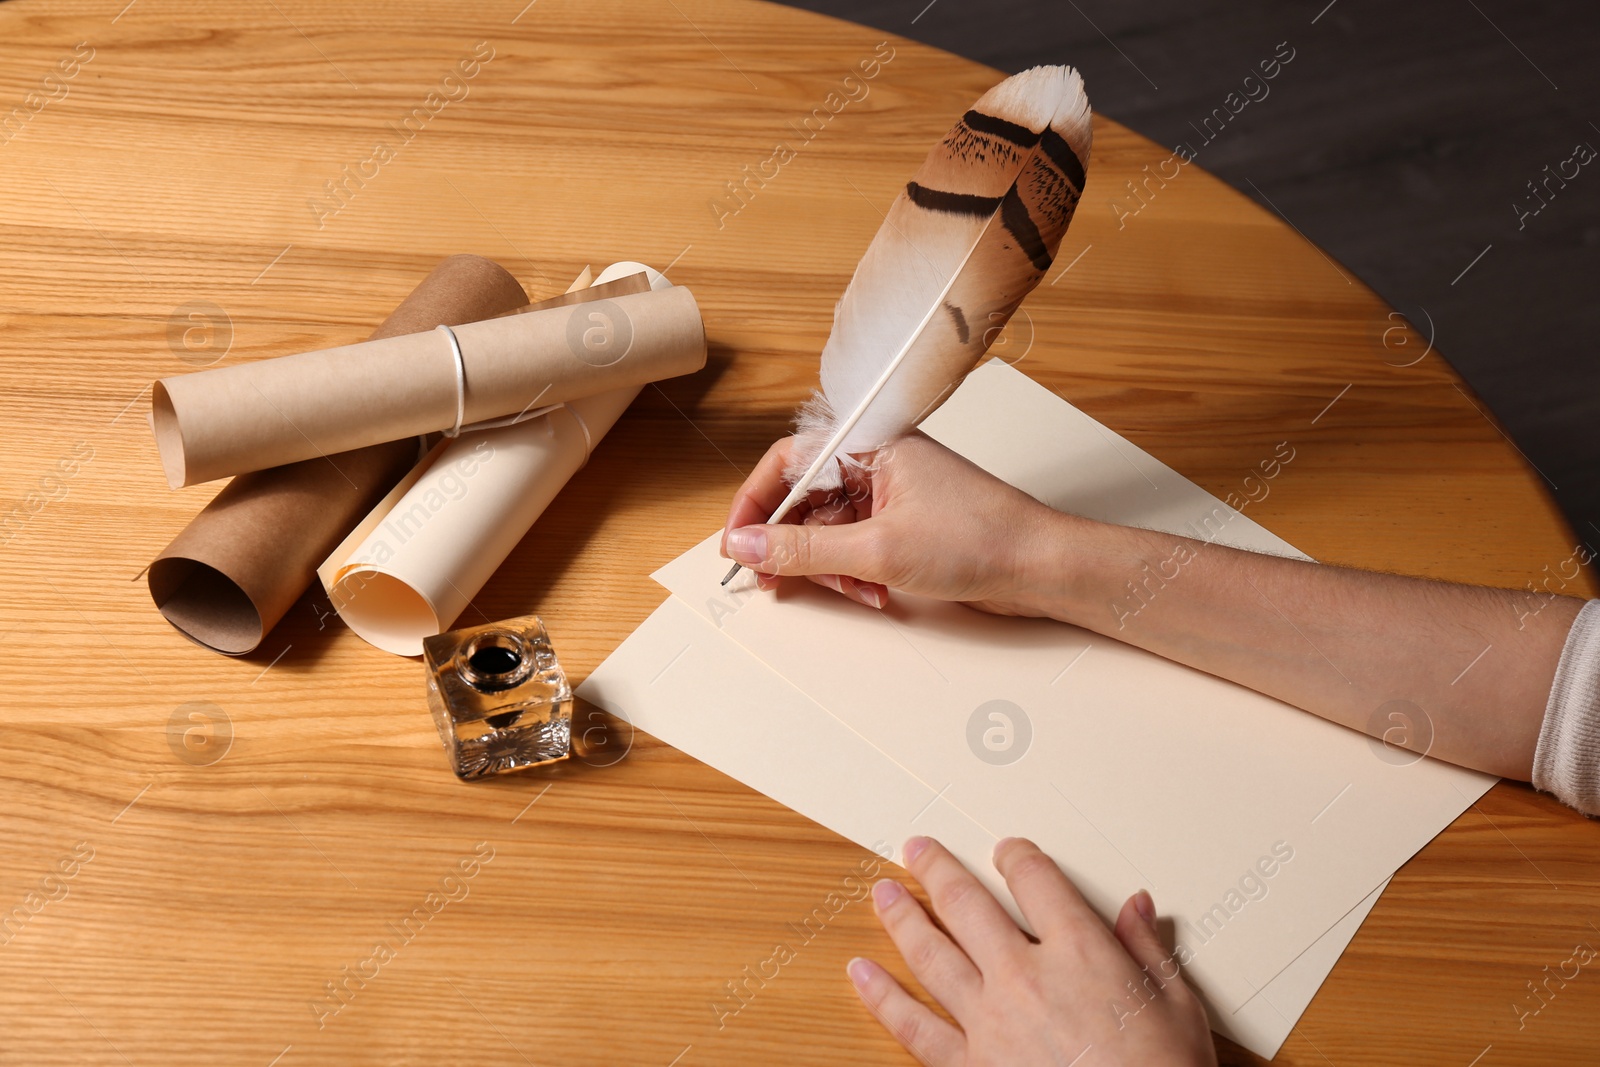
779, 0, 1599, 550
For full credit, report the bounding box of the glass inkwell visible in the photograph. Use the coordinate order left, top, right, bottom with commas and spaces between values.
423, 615, 573, 780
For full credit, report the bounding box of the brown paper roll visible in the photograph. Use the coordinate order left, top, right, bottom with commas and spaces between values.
152, 283, 706, 487
148, 254, 532, 655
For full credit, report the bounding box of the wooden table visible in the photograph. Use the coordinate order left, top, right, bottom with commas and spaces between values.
1, 1, 1595, 1064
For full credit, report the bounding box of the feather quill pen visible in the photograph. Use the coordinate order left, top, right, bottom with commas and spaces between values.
723, 65, 1091, 584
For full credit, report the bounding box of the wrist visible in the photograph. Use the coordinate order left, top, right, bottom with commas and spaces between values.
1011, 506, 1115, 624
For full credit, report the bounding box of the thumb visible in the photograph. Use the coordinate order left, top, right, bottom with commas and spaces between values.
1113, 890, 1178, 981
724, 521, 878, 581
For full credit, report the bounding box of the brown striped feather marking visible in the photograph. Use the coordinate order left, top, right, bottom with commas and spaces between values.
908, 106, 1042, 207
936, 96, 1090, 349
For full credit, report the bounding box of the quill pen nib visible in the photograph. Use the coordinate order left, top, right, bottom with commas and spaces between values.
720, 562, 743, 585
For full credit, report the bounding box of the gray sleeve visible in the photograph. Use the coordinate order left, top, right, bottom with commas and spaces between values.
1532, 599, 1600, 817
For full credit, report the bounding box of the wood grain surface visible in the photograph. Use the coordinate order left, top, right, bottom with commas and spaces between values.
0, 1, 1594, 1065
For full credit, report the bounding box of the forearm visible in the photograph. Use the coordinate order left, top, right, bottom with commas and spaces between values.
1025, 511, 1584, 780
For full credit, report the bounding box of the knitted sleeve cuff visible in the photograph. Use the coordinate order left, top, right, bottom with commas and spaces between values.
1533, 599, 1600, 817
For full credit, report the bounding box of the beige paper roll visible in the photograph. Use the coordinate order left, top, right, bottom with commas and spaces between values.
318, 263, 677, 656
152, 283, 705, 487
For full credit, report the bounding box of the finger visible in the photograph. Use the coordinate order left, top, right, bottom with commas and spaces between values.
993, 837, 1102, 943
804, 486, 864, 527
846, 957, 966, 1067
1113, 890, 1178, 981
903, 836, 1028, 971
808, 572, 888, 609
724, 521, 882, 584
870, 878, 982, 1017
797, 493, 885, 605
722, 439, 803, 549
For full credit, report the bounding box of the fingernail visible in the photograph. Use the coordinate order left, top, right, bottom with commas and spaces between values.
820, 574, 844, 594
863, 586, 884, 609
725, 526, 767, 565
846, 957, 874, 989
1134, 889, 1156, 927
903, 836, 930, 864
994, 836, 1020, 860
871, 878, 906, 909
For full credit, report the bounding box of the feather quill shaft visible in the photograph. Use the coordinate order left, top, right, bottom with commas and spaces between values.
720, 215, 997, 586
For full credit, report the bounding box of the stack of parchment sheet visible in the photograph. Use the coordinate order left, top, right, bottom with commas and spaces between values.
579, 359, 1493, 1059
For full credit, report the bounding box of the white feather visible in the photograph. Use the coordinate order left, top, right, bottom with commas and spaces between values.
787, 66, 1091, 493
723, 66, 1091, 584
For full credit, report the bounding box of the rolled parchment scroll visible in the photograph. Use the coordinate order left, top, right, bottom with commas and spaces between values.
146, 254, 534, 655
152, 280, 705, 487
318, 262, 682, 656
